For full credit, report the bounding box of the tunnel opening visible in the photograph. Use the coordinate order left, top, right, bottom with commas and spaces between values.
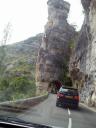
48, 80, 62, 94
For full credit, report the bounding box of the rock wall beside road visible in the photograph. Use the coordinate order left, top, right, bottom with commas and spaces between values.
36, 0, 76, 94
69, 0, 96, 107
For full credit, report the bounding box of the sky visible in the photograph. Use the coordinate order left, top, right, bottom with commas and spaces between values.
0, 0, 84, 44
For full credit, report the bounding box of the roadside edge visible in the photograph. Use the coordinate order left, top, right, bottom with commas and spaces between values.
80, 103, 96, 113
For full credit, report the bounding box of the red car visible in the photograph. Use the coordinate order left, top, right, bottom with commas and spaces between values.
56, 86, 79, 108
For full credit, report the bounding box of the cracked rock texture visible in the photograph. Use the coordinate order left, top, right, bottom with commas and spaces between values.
36, 0, 75, 94
70, 0, 96, 107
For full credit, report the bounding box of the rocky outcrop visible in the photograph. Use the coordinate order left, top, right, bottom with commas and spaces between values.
70, 0, 96, 107
36, 0, 75, 94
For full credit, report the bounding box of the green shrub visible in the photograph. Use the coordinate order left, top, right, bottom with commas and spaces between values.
0, 76, 36, 101
0, 78, 9, 90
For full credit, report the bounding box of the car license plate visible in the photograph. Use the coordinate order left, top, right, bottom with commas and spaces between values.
65, 96, 73, 99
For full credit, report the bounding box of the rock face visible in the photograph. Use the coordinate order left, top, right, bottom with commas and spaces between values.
70, 0, 96, 107
36, 0, 75, 94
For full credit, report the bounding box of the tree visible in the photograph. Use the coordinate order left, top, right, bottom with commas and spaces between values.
0, 22, 12, 77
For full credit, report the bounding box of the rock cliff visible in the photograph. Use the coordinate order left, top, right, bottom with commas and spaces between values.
70, 0, 96, 107
36, 0, 75, 94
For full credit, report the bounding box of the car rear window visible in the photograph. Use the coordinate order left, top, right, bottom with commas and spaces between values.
59, 87, 78, 95
59, 88, 68, 92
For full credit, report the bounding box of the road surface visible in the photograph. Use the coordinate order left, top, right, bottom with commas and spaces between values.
18, 94, 96, 128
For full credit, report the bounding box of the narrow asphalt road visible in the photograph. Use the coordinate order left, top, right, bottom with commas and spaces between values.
18, 94, 96, 128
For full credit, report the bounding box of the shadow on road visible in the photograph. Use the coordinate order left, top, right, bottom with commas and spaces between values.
70, 105, 95, 114
57, 104, 95, 114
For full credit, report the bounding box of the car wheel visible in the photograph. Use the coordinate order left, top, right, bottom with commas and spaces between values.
56, 101, 59, 107
75, 104, 79, 109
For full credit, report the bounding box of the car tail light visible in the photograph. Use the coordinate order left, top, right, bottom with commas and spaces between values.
57, 93, 64, 97
74, 96, 79, 100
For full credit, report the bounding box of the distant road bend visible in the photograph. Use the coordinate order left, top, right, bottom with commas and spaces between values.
18, 94, 96, 128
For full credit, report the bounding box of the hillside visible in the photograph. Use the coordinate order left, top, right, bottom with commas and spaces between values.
6, 33, 42, 68
0, 33, 42, 101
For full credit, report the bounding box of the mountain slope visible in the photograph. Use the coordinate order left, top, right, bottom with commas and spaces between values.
0, 33, 42, 101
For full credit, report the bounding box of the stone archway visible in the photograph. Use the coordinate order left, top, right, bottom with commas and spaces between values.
48, 80, 62, 94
